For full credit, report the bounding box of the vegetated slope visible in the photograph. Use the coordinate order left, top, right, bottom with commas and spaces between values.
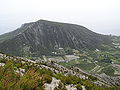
0, 52, 120, 90
0, 20, 111, 56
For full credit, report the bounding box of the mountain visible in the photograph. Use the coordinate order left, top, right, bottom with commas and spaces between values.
0, 20, 120, 89
0, 20, 111, 56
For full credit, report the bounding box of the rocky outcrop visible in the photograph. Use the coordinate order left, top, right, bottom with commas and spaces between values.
16, 68, 25, 76
44, 77, 60, 90
66, 85, 77, 90
0, 63, 5, 66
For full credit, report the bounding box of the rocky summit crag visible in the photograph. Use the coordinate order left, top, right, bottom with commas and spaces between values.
0, 20, 111, 56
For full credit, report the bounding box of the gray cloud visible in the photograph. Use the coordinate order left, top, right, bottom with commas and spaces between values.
0, 0, 120, 35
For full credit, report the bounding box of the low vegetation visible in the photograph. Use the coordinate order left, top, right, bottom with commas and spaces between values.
0, 55, 120, 90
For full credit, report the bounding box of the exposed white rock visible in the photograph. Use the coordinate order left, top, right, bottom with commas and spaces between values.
25, 59, 36, 63
19, 68, 25, 73
44, 77, 60, 90
66, 84, 77, 90
95, 49, 100, 52
16, 68, 25, 76
81, 85, 86, 90
59, 48, 63, 50
21, 61, 26, 64
0, 63, 5, 66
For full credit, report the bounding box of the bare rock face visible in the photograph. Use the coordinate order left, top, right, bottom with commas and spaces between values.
44, 77, 60, 90
66, 85, 77, 90
0, 63, 5, 67
0, 20, 111, 56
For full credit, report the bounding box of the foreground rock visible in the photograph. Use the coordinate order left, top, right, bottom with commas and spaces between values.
44, 77, 60, 90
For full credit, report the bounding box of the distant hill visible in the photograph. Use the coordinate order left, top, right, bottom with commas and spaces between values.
0, 20, 111, 56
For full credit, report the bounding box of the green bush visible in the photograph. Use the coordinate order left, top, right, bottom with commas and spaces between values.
76, 84, 82, 90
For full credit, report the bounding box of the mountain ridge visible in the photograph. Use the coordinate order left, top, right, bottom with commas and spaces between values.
0, 20, 112, 56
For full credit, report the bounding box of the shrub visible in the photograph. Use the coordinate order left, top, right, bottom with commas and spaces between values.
76, 84, 82, 90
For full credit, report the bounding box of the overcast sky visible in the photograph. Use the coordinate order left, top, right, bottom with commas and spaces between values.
0, 0, 120, 35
